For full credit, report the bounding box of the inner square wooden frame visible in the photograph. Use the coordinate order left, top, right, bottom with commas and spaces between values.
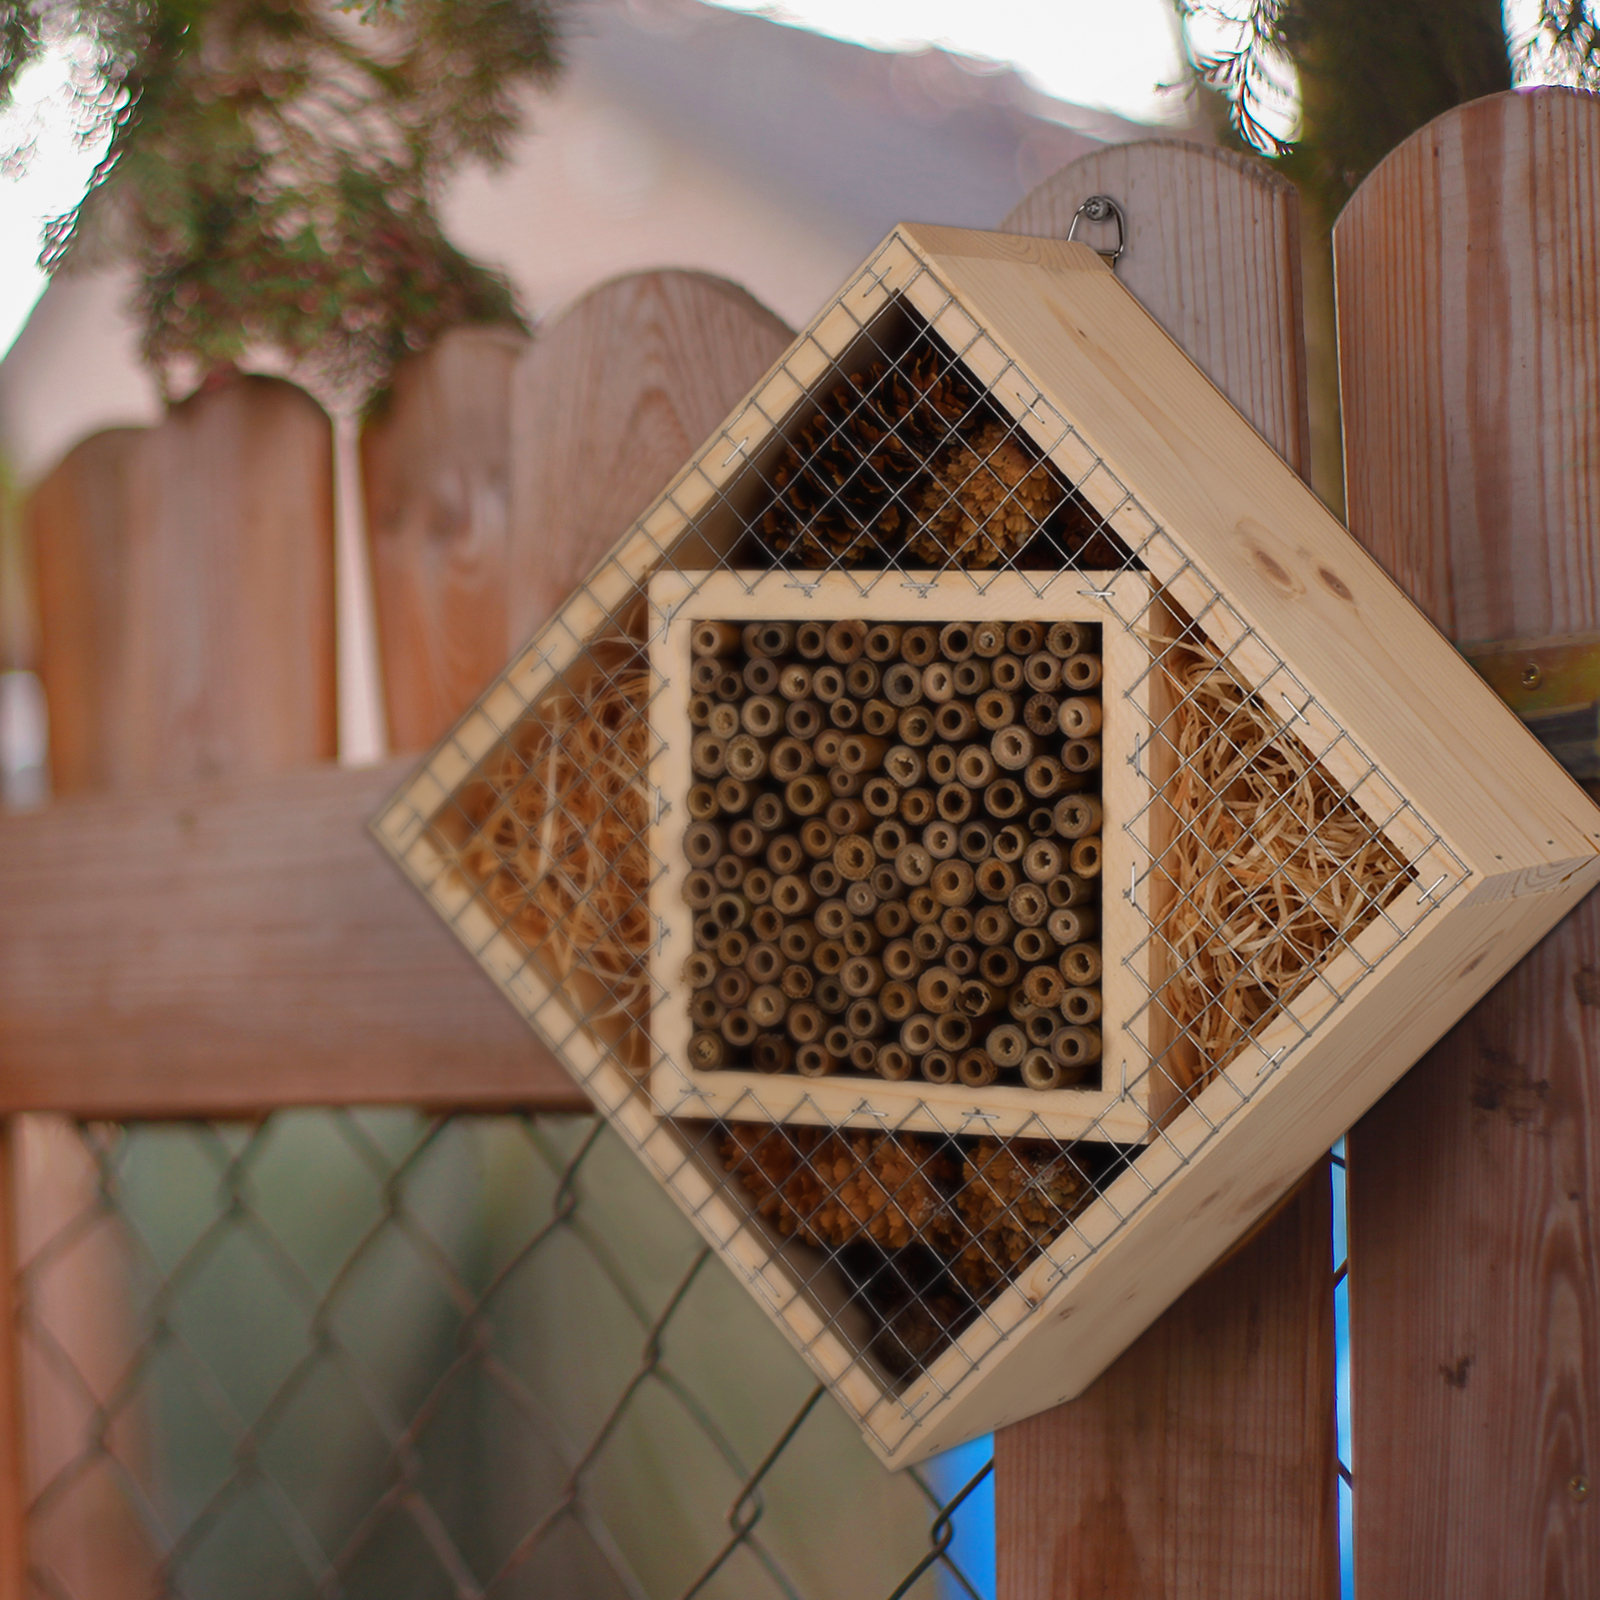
373, 223, 1600, 1465
648, 567, 1159, 1143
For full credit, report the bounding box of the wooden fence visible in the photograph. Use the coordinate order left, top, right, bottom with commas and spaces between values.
0, 89, 1596, 1597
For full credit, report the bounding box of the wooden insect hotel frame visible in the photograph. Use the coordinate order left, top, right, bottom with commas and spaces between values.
372, 224, 1600, 1466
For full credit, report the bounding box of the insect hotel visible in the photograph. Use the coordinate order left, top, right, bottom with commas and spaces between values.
372, 225, 1600, 1465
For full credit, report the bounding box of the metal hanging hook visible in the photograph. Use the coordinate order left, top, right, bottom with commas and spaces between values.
1067, 194, 1126, 266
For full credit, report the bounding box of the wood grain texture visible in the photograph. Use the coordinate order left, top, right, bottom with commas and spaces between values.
0, 760, 588, 1118
506, 270, 791, 643
362, 326, 529, 753
0, 1126, 22, 1600
25, 429, 145, 796
1002, 139, 1310, 480
993, 140, 1336, 1600
115, 375, 337, 786
1336, 88, 1600, 1597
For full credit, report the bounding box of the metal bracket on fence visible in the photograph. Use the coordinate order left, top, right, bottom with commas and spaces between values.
1463, 631, 1600, 779
1067, 194, 1126, 266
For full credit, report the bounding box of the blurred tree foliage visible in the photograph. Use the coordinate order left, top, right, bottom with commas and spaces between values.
1178, 0, 1600, 218
0, 0, 565, 399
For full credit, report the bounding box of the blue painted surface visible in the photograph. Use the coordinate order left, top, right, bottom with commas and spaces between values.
1332, 1138, 1354, 1599
925, 1433, 997, 1599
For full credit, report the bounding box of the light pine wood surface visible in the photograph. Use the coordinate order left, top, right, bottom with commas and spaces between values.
993, 139, 1337, 1600
1336, 87, 1600, 1597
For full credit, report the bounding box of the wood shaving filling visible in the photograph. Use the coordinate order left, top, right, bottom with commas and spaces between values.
1158, 641, 1414, 1090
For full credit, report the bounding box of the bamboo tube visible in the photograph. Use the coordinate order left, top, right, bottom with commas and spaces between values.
834, 833, 877, 881
708, 701, 741, 739
897, 705, 935, 746
743, 867, 774, 905
712, 856, 746, 891
716, 669, 742, 701
724, 1008, 757, 1048
985, 778, 1025, 819
691, 657, 723, 694
752, 1037, 795, 1074
1058, 696, 1103, 736
798, 819, 834, 860
1022, 1007, 1059, 1048
883, 745, 924, 789
1023, 839, 1063, 882
975, 689, 1015, 730
824, 619, 867, 664
766, 834, 804, 875
991, 654, 1025, 692
883, 663, 922, 707
979, 945, 1020, 987
1052, 793, 1102, 838
691, 620, 743, 658
780, 963, 814, 1001
827, 765, 863, 799
845, 880, 879, 919
684, 951, 719, 989
684, 822, 726, 868
921, 820, 958, 860
748, 984, 788, 1027
972, 621, 1006, 658
988, 1023, 1026, 1067
1070, 836, 1103, 878
992, 824, 1027, 864
1023, 692, 1060, 735
939, 622, 976, 661
899, 787, 935, 826
726, 817, 764, 856
974, 904, 1015, 946
875, 897, 912, 939
956, 822, 993, 863
814, 938, 847, 976
808, 859, 842, 898
785, 699, 823, 740
901, 625, 938, 666
812, 664, 846, 703
936, 783, 974, 824
958, 1050, 999, 1088
861, 698, 898, 737
693, 913, 721, 950
871, 818, 910, 859
900, 1013, 937, 1054
779, 921, 820, 962
725, 734, 768, 782
1020, 1050, 1066, 1090
845, 660, 880, 699
921, 663, 956, 703
750, 796, 786, 837
690, 733, 728, 777
825, 797, 867, 835
956, 744, 996, 787
752, 622, 797, 657
883, 938, 918, 981
1061, 737, 1102, 774
838, 734, 887, 775
827, 697, 860, 733
1052, 1025, 1103, 1067
714, 965, 752, 1007
916, 967, 958, 1013
689, 692, 715, 728
1045, 621, 1086, 659
954, 977, 996, 1016
1059, 942, 1102, 986
910, 922, 947, 963
785, 775, 829, 816
769, 876, 813, 918
1024, 966, 1065, 1009
870, 862, 899, 900
689, 1031, 726, 1070
794, 621, 827, 659
787, 1001, 824, 1042
862, 777, 900, 817
935, 700, 976, 741
777, 662, 813, 700
1014, 927, 1052, 965
795, 1043, 840, 1077
1007, 621, 1042, 655
878, 1042, 915, 1080
1052, 872, 1093, 907
751, 904, 783, 944
684, 871, 717, 911
896, 841, 933, 886
1024, 652, 1063, 692
824, 1024, 853, 1060
846, 997, 883, 1038
864, 623, 903, 662
716, 776, 753, 814
991, 725, 1036, 771
842, 920, 881, 956
848, 1039, 879, 1074
952, 659, 991, 696
1009, 882, 1048, 927
841, 956, 884, 997
1024, 756, 1065, 799
881, 980, 917, 1023
743, 657, 781, 696
815, 897, 850, 939
924, 745, 956, 786
690, 991, 725, 1030
1062, 987, 1103, 1025
768, 739, 811, 783
941, 905, 975, 943
934, 1013, 972, 1051
975, 858, 1017, 902
931, 858, 976, 907
814, 976, 848, 1014
907, 886, 940, 924
1047, 907, 1098, 945
945, 940, 976, 977
1063, 652, 1103, 691
921, 1050, 958, 1085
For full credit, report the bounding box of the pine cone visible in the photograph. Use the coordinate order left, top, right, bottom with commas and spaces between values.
948, 1139, 1092, 1295
906, 422, 1066, 569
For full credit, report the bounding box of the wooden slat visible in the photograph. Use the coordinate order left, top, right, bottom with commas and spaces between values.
0, 760, 587, 1118
994, 141, 1336, 1598
0, 1125, 22, 1600
1335, 87, 1600, 1596
363, 326, 529, 754
505, 270, 792, 643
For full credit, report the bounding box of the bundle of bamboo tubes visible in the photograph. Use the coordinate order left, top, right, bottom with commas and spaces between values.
684, 615, 1105, 1091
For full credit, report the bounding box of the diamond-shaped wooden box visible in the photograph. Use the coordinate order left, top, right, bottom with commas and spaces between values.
372, 225, 1600, 1467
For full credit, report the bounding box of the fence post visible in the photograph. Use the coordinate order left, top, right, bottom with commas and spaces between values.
994, 140, 1338, 1600
1334, 86, 1600, 1594
20, 375, 336, 1588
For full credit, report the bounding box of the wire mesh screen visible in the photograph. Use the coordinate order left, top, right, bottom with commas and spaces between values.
373, 230, 1468, 1458
16, 1111, 993, 1599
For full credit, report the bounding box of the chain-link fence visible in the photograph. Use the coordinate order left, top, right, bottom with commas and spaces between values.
14, 1111, 995, 1600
